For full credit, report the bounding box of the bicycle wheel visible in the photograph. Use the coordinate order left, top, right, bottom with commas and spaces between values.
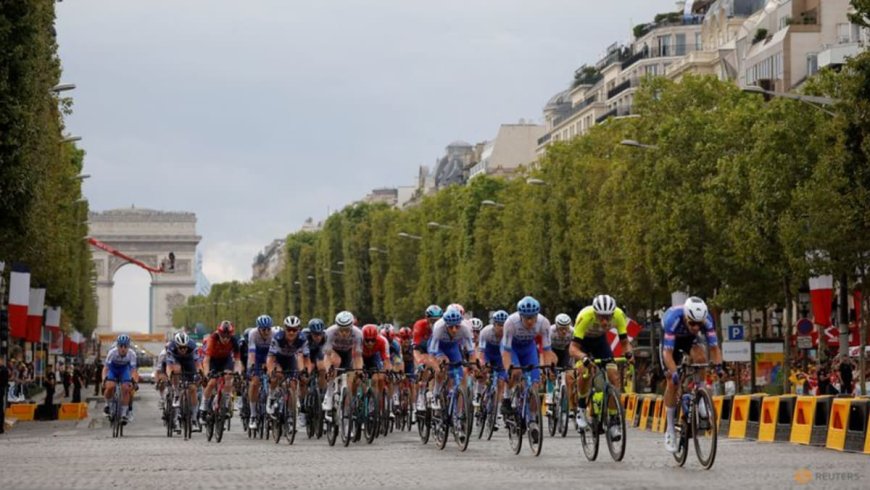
485, 388, 497, 441
417, 391, 431, 444
692, 388, 717, 470
477, 387, 489, 440
326, 402, 339, 447
215, 399, 226, 443
453, 387, 471, 452
272, 402, 283, 444
379, 390, 389, 438
528, 390, 543, 457
434, 391, 449, 450
305, 391, 316, 439
604, 386, 626, 462
364, 389, 378, 444
339, 386, 353, 447
507, 393, 523, 455
673, 414, 689, 467
547, 389, 557, 437
579, 393, 600, 461
181, 395, 191, 440
205, 406, 215, 442
558, 385, 569, 437
284, 388, 297, 445
313, 391, 324, 439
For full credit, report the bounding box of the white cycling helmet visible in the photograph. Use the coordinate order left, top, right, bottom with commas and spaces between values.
174, 331, 189, 346
283, 315, 301, 328
684, 297, 708, 323
335, 310, 354, 328
555, 313, 572, 327
470, 318, 484, 332
592, 295, 617, 315
447, 303, 465, 316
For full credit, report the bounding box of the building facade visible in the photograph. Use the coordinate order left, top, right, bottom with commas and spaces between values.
252, 238, 286, 281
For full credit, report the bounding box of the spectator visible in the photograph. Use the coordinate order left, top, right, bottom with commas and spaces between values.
61, 366, 71, 398
71, 366, 83, 403
42, 368, 57, 407
0, 356, 9, 434
837, 356, 855, 396
92, 358, 102, 396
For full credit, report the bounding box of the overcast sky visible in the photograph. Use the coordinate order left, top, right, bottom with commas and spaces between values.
56, 0, 675, 331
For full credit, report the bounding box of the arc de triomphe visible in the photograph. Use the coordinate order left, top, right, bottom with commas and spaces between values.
88, 207, 201, 336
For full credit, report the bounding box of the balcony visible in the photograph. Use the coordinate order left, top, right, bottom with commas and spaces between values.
552, 94, 599, 127
595, 105, 633, 124
537, 133, 552, 146
818, 42, 862, 69
621, 44, 699, 70
607, 78, 640, 100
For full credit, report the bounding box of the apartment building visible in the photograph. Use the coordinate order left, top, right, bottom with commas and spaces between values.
468, 123, 545, 179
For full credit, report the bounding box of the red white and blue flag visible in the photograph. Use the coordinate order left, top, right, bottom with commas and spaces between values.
8, 263, 31, 339
26, 288, 46, 343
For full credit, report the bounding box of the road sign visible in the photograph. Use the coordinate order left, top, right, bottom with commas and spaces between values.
727, 324, 744, 341
797, 336, 813, 349
722, 341, 750, 362
796, 318, 813, 335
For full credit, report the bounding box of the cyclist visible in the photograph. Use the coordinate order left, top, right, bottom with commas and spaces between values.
302, 318, 328, 395
500, 296, 554, 417
569, 294, 632, 439
165, 331, 202, 425
200, 320, 241, 419
428, 307, 477, 409
547, 314, 575, 407
102, 334, 139, 424
361, 324, 393, 404
476, 310, 508, 428
266, 315, 306, 423
397, 326, 417, 421
238, 327, 253, 374
470, 317, 484, 351
661, 296, 723, 453
156, 346, 168, 410
381, 324, 403, 407
247, 314, 274, 430
413, 304, 442, 411
321, 310, 363, 419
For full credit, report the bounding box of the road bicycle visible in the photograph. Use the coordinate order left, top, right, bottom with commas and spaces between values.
302, 368, 324, 440
672, 355, 718, 470
504, 365, 545, 456
578, 357, 627, 462
546, 367, 572, 438
268, 369, 298, 445
474, 363, 500, 441
204, 372, 236, 443
431, 361, 474, 452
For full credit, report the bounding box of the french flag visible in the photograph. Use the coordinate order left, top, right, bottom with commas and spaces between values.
26, 288, 46, 343
8, 263, 31, 339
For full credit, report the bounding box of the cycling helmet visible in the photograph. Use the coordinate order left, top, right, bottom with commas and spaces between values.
256, 314, 273, 330
470, 318, 484, 332
380, 323, 395, 341
362, 324, 379, 340
308, 318, 325, 334
492, 310, 509, 324
398, 327, 412, 341
555, 313, 572, 327
283, 315, 302, 329
174, 331, 189, 346
216, 320, 233, 336
684, 297, 709, 323
116, 334, 131, 347
517, 296, 541, 317
592, 295, 617, 316
335, 310, 354, 328
447, 303, 465, 316
443, 308, 463, 326
425, 304, 443, 319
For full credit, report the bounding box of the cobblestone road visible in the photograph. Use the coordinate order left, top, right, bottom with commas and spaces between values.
1, 388, 867, 489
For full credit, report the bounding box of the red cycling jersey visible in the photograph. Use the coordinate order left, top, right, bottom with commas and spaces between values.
361, 335, 388, 361
205, 333, 240, 360
413, 318, 432, 349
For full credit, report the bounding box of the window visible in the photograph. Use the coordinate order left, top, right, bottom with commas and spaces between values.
695, 32, 703, 50
807, 53, 818, 76
837, 23, 852, 44
658, 35, 671, 56
676, 33, 686, 56
645, 64, 659, 76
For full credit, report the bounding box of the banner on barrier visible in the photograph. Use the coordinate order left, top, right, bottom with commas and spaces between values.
723, 341, 751, 362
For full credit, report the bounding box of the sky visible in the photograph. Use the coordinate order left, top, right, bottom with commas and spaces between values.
55, 0, 677, 331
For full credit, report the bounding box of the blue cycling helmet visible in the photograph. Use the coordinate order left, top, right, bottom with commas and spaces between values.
492, 310, 509, 324
116, 334, 131, 347
308, 318, 325, 333
425, 304, 443, 319
443, 308, 463, 326
256, 314, 273, 330
517, 296, 541, 317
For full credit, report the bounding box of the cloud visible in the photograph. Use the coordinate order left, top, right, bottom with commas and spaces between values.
201, 239, 263, 284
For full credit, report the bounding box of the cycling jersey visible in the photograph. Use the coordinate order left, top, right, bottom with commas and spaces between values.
387, 338, 403, 365
166, 340, 199, 364
413, 318, 433, 353
662, 305, 718, 350
361, 334, 389, 371
269, 330, 307, 357
572, 305, 628, 339
247, 328, 273, 366
401, 343, 416, 377
478, 324, 506, 381
105, 347, 137, 383
428, 318, 474, 360
501, 312, 551, 383
324, 325, 363, 354
549, 324, 572, 351
301, 328, 326, 361
205, 333, 240, 360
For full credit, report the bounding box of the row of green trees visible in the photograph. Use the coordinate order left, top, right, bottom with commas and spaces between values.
178, 39, 870, 337
0, 2, 97, 336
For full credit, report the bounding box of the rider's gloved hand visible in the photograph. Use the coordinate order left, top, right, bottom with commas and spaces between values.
624, 351, 634, 362
670, 371, 680, 385
582, 357, 592, 368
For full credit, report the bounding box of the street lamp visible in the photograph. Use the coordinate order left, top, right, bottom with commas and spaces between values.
307, 275, 315, 280
51, 83, 76, 93
60, 135, 81, 144
481, 199, 505, 208
74, 174, 91, 180
427, 221, 452, 230
368, 247, 388, 254
398, 232, 422, 240
526, 178, 546, 186
620, 139, 658, 150
741, 86, 838, 117
336, 261, 344, 266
